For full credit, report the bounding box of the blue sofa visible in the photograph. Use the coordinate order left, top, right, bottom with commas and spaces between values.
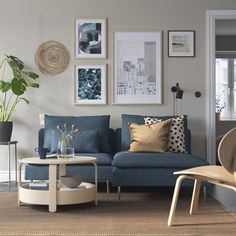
25, 114, 208, 193
25, 115, 114, 191
112, 114, 208, 190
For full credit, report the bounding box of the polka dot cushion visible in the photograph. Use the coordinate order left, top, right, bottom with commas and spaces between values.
144, 115, 186, 153
144, 117, 162, 125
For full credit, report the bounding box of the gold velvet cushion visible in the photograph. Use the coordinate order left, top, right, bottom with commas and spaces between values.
128, 120, 172, 152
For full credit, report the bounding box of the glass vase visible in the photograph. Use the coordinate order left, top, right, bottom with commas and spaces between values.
57, 140, 75, 159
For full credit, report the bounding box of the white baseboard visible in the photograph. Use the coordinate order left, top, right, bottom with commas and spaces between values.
0, 171, 25, 182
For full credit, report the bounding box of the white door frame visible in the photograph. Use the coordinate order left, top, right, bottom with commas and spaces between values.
206, 10, 236, 164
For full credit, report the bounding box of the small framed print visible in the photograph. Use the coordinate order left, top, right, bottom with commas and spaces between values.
74, 65, 106, 105
168, 30, 195, 57
75, 18, 106, 58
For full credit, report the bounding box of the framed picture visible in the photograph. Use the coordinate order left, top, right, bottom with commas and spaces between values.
168, 30, 195, 57
75, 18, 106, 58
113, 31, 162, 104
74, 65, 106, 105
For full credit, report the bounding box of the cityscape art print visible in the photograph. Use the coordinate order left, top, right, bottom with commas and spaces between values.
113, 32, 162, 104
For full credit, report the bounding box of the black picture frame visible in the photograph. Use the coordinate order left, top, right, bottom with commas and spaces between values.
168, 30, 195, 57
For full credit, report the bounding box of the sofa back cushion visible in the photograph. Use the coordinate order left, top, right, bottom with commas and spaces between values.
43, 115, 111, 153
121, 114, 189, 152
50, 130, 100, 153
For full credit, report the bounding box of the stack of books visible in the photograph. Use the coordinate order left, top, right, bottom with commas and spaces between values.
46, 154, 57, 158
29, 181, 49, 190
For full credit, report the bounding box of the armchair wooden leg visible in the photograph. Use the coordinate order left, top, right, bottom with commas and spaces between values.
190, 179, 201, 215
168, 175, 187, 226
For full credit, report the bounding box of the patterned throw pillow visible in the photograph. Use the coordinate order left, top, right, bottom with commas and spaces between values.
144, 117, 162, 125
144, 115, 186, 153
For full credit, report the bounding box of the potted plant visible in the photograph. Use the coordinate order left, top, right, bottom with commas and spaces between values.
0, 55, 39, 142
215, 91, 226, 121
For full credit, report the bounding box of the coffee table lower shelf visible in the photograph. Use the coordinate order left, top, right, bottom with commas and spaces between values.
19, 182, 96, 208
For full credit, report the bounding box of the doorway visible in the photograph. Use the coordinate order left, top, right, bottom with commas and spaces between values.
206, 10, 236, 165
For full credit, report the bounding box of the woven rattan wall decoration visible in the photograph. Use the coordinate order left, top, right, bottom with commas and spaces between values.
35, 40, 70, 75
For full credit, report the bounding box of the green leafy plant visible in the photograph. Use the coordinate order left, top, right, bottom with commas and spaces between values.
0, 55, 39, 121
215, 90, 226, 113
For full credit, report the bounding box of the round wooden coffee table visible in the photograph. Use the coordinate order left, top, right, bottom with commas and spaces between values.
18, 156, 97, 212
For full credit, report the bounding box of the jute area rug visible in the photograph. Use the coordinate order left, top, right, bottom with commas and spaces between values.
0, 191, 236, 236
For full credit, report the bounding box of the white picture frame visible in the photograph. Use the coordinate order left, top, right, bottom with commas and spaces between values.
74, 65, 106, 105
75, 18, 106, 59
113, 31, 162, 104
168, 30, 195, 57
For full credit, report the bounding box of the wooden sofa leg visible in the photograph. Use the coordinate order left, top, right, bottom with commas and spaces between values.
168, 175, 187, 226
203, 185, 207, 201
190, 179, 201, 215
106, 180, 110, 193
117, 186, 121, 200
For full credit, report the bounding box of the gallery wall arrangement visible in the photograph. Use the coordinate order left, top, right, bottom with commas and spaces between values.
34, 18, 196, 106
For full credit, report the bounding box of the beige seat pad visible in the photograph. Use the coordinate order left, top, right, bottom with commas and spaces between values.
174, 165, 236, 187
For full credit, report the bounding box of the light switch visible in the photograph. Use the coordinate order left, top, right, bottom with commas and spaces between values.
39, 113, 45, 126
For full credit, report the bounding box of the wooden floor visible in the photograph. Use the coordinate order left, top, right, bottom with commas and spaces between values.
0, 184, 236, 235
0, 182, 17, 192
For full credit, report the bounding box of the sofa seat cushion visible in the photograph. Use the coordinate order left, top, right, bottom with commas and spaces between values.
75, 153, 113, 165
25, 165, 112, 181
25, 153, 113, 180
112, 151, 208, 169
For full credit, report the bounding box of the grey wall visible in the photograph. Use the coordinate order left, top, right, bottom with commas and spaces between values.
1, 0, 236, 170
210, 185, 236, 212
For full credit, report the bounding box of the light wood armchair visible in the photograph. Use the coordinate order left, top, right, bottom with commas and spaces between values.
168, 127, 236, 226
